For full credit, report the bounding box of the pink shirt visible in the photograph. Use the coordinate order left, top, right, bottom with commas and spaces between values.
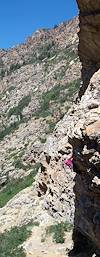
64, 158, 73, 168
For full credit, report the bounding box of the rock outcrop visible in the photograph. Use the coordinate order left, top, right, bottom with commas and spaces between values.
69, 1, 100, 255
35, 135, 75, 223
77, 0, 100, 98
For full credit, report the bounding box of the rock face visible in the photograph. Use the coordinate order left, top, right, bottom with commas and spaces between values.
35, 135, 75, 223
69, 1, 100, 255
69, 71, 100, 255
77, 0, 100, 98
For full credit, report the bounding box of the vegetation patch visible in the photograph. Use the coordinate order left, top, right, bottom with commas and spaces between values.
0, 222, 39, 257
0, 63, 22, 80
67, 79, 80, 96
0, 59, 4, 68
8, 63, 21, 74
0, 163, 41, 207
46, 221, 73, 244
0, 95, 31, 141
34, 84, 62, 118
8, 85, 15, 93
13, 158, 29, 170
62, 47, 77, 61
59, 78, 81, 104
8, 95, 31, 118
0, 118, 27, 141
34, 79, 80, 119
66, 79, 80, 101
0, 121, 20, 141
0, 69, 6, 79
0, 79, 80, 142
39, 136, 47, 144
27, 40, 57, 65
66, 48, 77, 61
38, 41, 57, 61
46, 120, 56, 134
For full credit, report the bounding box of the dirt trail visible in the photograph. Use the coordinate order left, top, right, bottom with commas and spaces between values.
24, 225, 72, 257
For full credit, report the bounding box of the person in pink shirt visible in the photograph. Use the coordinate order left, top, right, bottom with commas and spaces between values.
64, 157, 73, 169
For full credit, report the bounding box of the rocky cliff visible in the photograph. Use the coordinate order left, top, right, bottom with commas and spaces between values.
69, 1, 100, 255
77, 0, 100, 98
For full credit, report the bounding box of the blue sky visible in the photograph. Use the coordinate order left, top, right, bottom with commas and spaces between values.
0, 0, 78, 49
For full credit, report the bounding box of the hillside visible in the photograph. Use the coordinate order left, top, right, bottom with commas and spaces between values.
0, 17, 82, 257
0, 17, 81, 190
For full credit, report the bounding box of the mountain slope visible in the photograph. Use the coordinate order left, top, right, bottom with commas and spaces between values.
0, 17, 81, 257
0, 17, 81, 190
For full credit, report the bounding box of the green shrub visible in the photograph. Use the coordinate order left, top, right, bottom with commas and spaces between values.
67, 78, 80, 96
39, 137, 47, 143
8, 85, 15, 93
34, 84, 62, 118
0, 95, 31, 141
0, 59, 4, 68
57, 66, 66, 79
0, 63, 22, 79
9, 63, 21, 73
8, 95, 31, 118
64, 48, 77, 61
0, 69, 5, 79
34, 79, 80, 119
0, 121, 20, 141
59, 79, 80, 104
0, 222, 39, 257
46, 221, 73, 244
46, 121, 56, 134
0, 117, 28, 141
26, 52, 37, 64
22, 41, 57, 65
13, 159, 28, 170
0, 163, 41, 207
38, 41, 56, 61
58, 47, 78, 63
8, 149, 25, 161
67, 49, 77, 60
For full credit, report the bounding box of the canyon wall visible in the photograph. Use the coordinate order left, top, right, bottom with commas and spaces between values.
77, 0, 100, 98
69, 0, 100, 255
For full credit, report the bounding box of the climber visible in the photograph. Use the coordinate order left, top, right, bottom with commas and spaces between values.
64, 157, 73, 169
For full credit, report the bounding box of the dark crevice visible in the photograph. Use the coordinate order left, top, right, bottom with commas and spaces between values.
78, 66, 99, 99
80, 10, 100, 17
38, 182, 47, 194
46, 155, 51, 164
